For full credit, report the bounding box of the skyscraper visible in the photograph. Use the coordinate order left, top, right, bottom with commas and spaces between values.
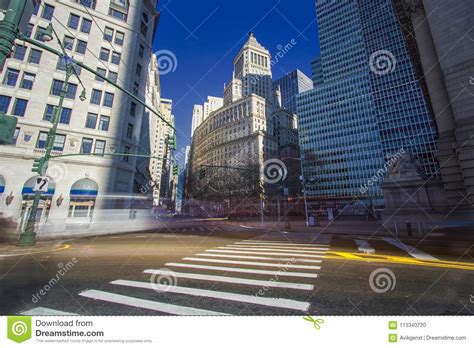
273, 70, 313, 114
190, 96, 223, 137
297, 0, 439, 211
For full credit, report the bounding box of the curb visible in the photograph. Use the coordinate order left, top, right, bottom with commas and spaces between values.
0, 242, 69, 257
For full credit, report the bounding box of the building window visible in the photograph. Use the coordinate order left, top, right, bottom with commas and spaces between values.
99, 47, 110, 61
56, 56, 68, 71
126, 123, 133, 138
133, 83, 139, 96
63, 36, 74, 51
96, 68, 106, 82
53, 134, 66, 151
20, 72, 36, 90
13, 45, 27, 60
36, 131, 48, 149
41, 4, 55, 21
141, 13, 149, 37
136, 64, 142, 77
66, 84, 78, 99
94, 140, 106, 155
28, 49, 42, 64
0, 95, 11, 113
130, 102, 136, 117
34, 27, 48, 42
68, 14, 80, 29
81, 138, 93, 154
13, 127, 20, 145
85, 112, 98, 128
115, 31, 125, 46
3, 68, 20, 87
108, 8, 128, 22
12, 98, 28, 117
25, 23, 34, 38
98, 116, 110, 131
60, 108, 72, 124
123, 145, 130, 162
80, 0, 97, 9
111, 51, 121, 65
103, 92, 114, 107
80, 18, 92, 33
138, 44, 144, 59
50, 80, 77, 99
104, 27, 114, 42
90, 89, 102, 105
43, 104, 55, 122
107, 71, 118, 83
75, 40, 87, 54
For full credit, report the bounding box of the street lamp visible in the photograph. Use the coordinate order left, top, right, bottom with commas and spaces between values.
17, 23, 86, 247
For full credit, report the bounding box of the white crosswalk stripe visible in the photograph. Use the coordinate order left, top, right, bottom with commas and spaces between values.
205, 249, 325, 258
111, 280, 311, 311
218, 246, 328, 253
143, 269, 314, 290
382, 237, 438, 261
165, 262, 319, 278
237, 241, 330, 247
21, 307, 78, 316
231, 244, 330, 251
183, 257, 321, 269
197, 253, 322, 263
79, 290, 228, 315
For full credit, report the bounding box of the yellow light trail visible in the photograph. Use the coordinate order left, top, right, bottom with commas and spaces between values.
324, 251, 474, 271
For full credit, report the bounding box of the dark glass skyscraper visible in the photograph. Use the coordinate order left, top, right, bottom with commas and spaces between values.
296, 0, 439, 210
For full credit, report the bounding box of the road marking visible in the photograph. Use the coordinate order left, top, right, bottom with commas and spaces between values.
382, 237, 439, 261
206, 249, 325, 258
79, 290, 228, 316
197, 253, 322, 263
237, 241, 330, 247
111, 280, 311, 311
144, 270, 314, 290
221, 246, 328, 253
183, 257, 321, 269
20, 307, 78, 316
165, 263, 319, 278
231, 243, 329, 251
355, 240, 375, 254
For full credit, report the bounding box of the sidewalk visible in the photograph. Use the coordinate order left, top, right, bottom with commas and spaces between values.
0, 241, 68, 257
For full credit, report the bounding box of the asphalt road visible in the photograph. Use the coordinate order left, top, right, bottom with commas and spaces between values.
1, 223, 473, 316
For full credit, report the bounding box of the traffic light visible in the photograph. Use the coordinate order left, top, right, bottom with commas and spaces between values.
0, 112, 17, 145
32, 157, 46, 174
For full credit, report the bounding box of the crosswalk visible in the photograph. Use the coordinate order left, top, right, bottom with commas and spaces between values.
20, 234, 444, 316
21, 236, 331, 316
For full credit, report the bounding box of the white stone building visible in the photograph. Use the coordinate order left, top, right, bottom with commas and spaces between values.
190, 96, 223, 137
0, 0, 159, 238
187, 33, 301, 216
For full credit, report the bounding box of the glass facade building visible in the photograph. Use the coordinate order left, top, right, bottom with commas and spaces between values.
273, 70, 313, 114
296, 0, 439, 209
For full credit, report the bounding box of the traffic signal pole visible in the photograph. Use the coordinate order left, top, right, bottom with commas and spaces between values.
17, 63, 74, 246
0, 0, 27, 68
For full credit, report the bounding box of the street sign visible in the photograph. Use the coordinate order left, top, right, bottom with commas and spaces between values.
283, 187, 289, 196
33, 176, 49, 192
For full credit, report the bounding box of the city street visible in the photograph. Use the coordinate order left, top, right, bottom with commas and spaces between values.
1, 220, 473, 316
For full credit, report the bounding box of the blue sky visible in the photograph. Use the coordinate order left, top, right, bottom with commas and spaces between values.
152, 0, 321, 154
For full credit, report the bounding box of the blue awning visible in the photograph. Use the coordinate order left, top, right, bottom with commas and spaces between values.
70, 179, 98, 197
22, 176, 56, 196
0, 175, 4, 194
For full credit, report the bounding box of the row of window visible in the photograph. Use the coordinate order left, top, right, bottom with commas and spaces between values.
2, 69, 36, 90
